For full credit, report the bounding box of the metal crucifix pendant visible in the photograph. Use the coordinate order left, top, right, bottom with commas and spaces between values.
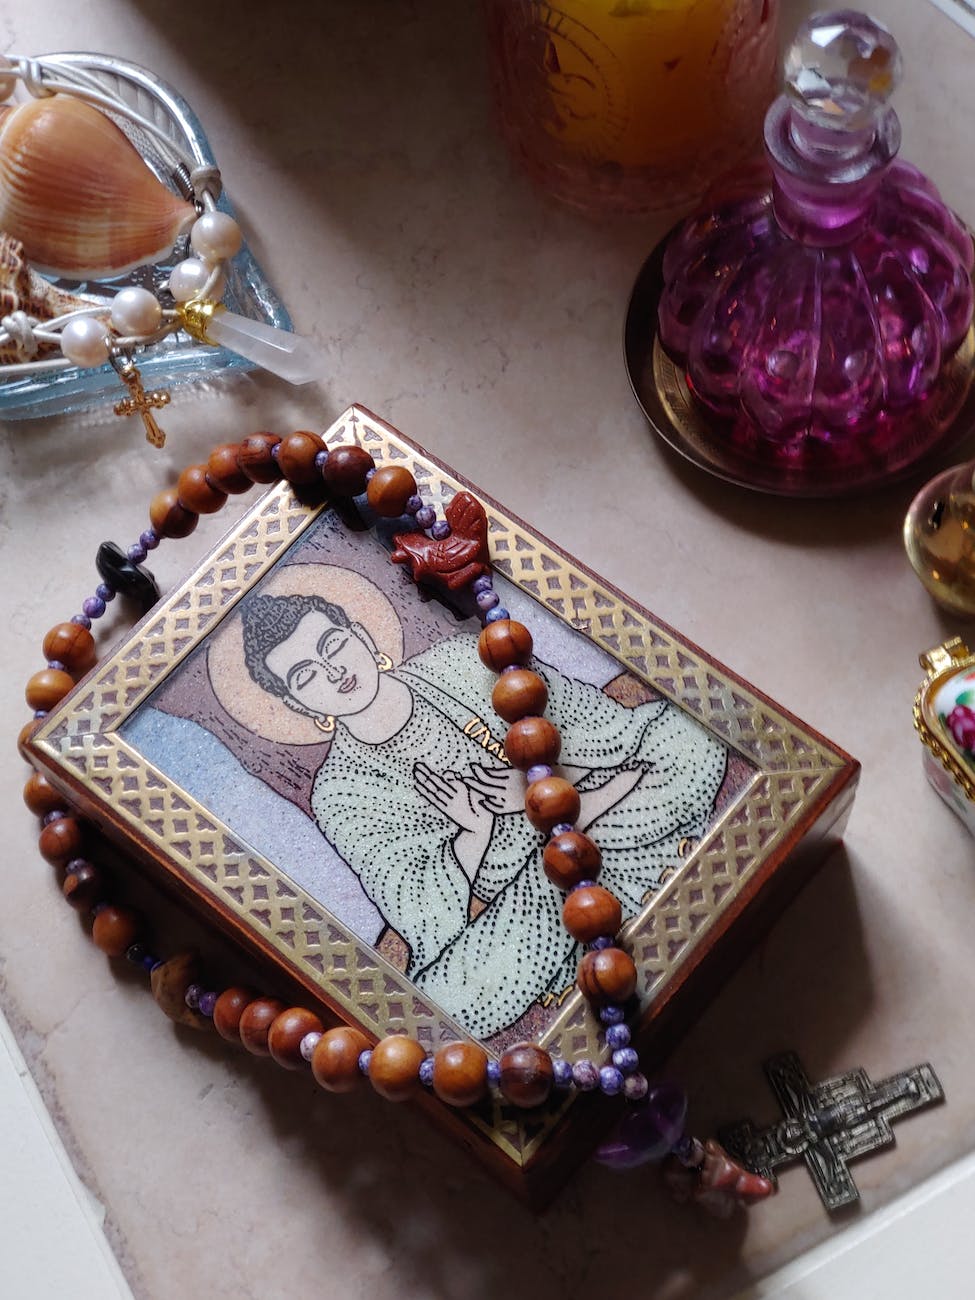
112, 356, 171, 447
718, 1051, 944, 1212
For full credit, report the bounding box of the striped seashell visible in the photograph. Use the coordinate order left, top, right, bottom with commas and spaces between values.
0, 230, 99, 359
0, 94, 195, 281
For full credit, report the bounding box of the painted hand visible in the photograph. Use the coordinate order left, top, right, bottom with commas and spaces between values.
463, 763, 526, 815
414, 761, 492, 834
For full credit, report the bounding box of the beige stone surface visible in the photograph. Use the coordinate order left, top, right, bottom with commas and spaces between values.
2, 1, 974, 1296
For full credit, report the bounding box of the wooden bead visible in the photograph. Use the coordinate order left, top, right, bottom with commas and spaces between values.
321, 444, 374, 497
23, 772, 66, 817
42, 622, 95, 673
212, 987, 256, 1042
38, 815, 83, 865
62, 862, 108, 911
366, 465, 417, 518
432, 1042, 489, 1108
18, 718, 42, 755
276, 430, 326, 485
91, 904, 142, 958
268, 1006, 324, 1070
577, 947, 638, 1005
177, 464, 227, 515
26, 668, 75, 711
149, 487, 198, 539
492, 669, 548, 724
525, 776, 580, 833
562, 885, 622, 944
369, 1033, 426, 1101
237, 432, 282, 483
311, 1026, 372, 1092
499, 1043, 554, 1109
206, 442, 252, 494
477, 619, 533, 672
543, 830, 602, 889
505, 716, 562, 770
238, 997, 287, 1055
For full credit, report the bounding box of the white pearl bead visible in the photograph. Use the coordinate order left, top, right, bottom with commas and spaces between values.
110, 287, 163, 337
190, 212, 243, 262
168, 258, 226, 304
60, 317, 112, 368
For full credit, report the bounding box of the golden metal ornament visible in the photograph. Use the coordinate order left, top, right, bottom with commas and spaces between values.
176, 297, 221, 344
111, 355, 170, 447
915, 637, 975, 804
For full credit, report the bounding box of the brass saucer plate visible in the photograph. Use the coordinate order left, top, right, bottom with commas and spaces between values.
624, 238, 975, 498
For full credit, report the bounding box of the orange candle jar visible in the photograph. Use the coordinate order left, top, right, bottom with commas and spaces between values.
484, 0, 780, 214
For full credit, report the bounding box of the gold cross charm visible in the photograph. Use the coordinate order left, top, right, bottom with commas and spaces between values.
112, 357, 171, 447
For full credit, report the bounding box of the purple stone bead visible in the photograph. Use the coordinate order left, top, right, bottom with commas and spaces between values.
365, 468, 376, 482
184, 983, 202, 1011
484, 606, 510, 623
472, 575, 494, 595
419, 1058, 435, 1086
358, 1049, 373, 1075
595, 1080, 689, 1169
606, 1023, 631, 1050
127, 542, 148, 565
570, 879, 596, 892
550, 822, 574, 838
33, 710, 48, 720
43, 810, 66, 826
314, 450, 328, 470
270, 442, 281, 460
599, 1066, 624, 1096
612, 1047, 640, 1075
198, 991, 217, 1017
46, 660, 65, 672
66, 858, 88, 874
405, 494, 423, 514
300, 1031, 322, 1061
552, 1058, 573, 1088
624, 1072, 649, 1103
599, 1004, 625, 1026
139, 529, 160, 551
572, 1060, 599, 1091
486, 1060, 501, 1085
588, 936, 614, 951
526, 764, 553, 783
82, 596, 106, 619
70, 613, 92, 629
476, 590, 500, 612
95, 583, 115, 602
416, 506, 436, 529
431, 521, 451, 540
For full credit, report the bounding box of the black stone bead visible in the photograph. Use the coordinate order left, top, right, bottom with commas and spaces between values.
96, 542, 160, 613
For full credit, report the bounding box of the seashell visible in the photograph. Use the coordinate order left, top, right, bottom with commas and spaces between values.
0, 230, 100, 359
0, 94, 195, 281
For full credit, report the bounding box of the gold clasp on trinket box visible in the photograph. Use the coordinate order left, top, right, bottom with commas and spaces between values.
915, 638, 975, 836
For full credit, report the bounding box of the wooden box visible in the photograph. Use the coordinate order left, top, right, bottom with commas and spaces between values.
27, 405, 859, 1205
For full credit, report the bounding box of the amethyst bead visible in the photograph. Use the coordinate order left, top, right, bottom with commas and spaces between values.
270, 442, 281, 460
46, 660, 65, 672
139, 529, 160, 551
82, 596, 106, 619
595, 1080, 689, 1169
419, 1058, 435, 1086
358, 1049, 373, 1075
487, 1060, 501, 1085
71, 613, 92, 629
570, 879, 596, 892
572, 1060, 599, 1091
95, 583, 115, 603
599, 1066, 624, 1096
127, 542, 148, 565
484, 606, 510, 623
599, 1004, 625, 1026
198, 991, 217, 1017
33, 710, 48, 720
476, 590, 500, 612
550, 822, 574, 838
415, 506, 436, 529
300, 1031, 322, 1061
624, 1072, 649, 1103
431, 521, 451, 540
43, 810, 66, 826
552, 1058, 574, 1088
612, 1047, 640, 1075
526, 764, 553, 783
314, 450, 328, 470
605, 1024, 631, 1050
588, 936, 614, 952
472, 575, 494, 595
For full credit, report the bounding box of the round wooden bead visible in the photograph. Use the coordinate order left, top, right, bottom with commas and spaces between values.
62, 862, 108, 911
562, 885, 622, 944
276, 430, 326, 485
177, 464, 227, 515
268, 1006, 324, 1070
39, 815, 83, 865
491, 669, 548, 724
499, 1043, 554, 1109
311, 1026, 372, 1092
321, 444, 374, 497
525, 776, 580, 833
369, 1033, 426, 1101
23, 772, 66, 817
42, 622, 96, 673
238, 997, 287, 1055
577, 947, 638, 1005
212, 987, 256, 1042
18, 718, 42, 755
206, 442, 252, 494
149, 487, 198, 539
432, 1042, 489, 1108
477, 619, 533, 672
91, 904, 142, 958
505, 716, 562, 770
366, 465, 417, 518
543, 830, 602, 889
26, 668, 75, 712
237, 432, 283, 483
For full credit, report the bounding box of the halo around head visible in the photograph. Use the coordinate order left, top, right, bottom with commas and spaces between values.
207, 562, 405, 745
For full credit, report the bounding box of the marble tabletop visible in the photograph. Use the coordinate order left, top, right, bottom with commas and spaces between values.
3, 2, 975, 1297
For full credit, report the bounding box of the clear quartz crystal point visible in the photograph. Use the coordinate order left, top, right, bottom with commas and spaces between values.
204, 311, 321, 384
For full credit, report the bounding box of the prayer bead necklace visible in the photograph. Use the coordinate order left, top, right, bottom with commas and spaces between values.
19, 428, 773, 1211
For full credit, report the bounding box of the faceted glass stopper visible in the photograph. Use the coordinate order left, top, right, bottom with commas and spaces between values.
785, 9, 902, 131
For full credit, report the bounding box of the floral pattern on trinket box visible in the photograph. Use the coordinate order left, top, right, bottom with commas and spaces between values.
915, 643, 975, 838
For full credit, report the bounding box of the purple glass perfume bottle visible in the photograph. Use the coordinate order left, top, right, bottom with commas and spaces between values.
657, 10, 974, 487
